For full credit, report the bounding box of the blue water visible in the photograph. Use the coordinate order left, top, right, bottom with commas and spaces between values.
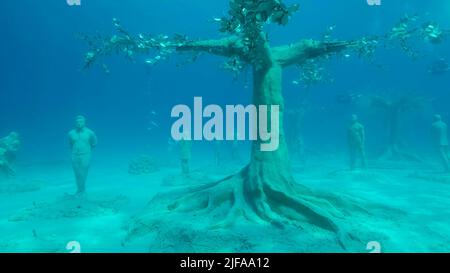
1, 0, 450, 252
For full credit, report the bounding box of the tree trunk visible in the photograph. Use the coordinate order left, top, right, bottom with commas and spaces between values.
381, 109, 423, 162
245, 64, 298, 211
234, 63, 341, 231
125, 46, 368, 251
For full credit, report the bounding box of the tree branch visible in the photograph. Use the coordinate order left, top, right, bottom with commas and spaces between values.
273, 39, 359, 67
82, 32, 250, 69
177, 36, 249, 60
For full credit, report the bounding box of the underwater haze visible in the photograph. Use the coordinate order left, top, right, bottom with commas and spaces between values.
1, 0, 450, 253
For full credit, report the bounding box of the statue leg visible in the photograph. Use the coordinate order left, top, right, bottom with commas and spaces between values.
181, 158, 189, 175
360, 145, 367, 169
447, 146, 450, 166
442, 146, 450, 172
72, 153, 91, 194
0, 161, 15, 177
438, 146, 450, 172
349, 145, 356, 170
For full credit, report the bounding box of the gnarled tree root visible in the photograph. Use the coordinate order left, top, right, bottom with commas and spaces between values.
124, 162, 381, 251
380, 145, 424, 163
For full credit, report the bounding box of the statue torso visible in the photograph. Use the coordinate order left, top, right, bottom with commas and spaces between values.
69, 128, 95, 155
432, 121, 449, 146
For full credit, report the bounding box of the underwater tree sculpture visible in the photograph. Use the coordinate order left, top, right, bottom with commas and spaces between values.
370, 95, 425, 162
82, 1, 443, 248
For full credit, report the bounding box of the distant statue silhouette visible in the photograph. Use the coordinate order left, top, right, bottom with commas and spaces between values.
178, 139, 192, 175
68, 115, 97, 194
431, 115, 450, 172
0, 132, 20, 177
348, 115, 367, 170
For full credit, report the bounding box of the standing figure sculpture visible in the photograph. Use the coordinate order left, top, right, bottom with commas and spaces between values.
348, 114, 367, 170
68, 115, 97, 195
178, 139, 192, 176
0, 132, 21, 178
431, 114, 450, 172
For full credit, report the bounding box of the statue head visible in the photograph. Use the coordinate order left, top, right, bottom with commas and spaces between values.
1, 132, 20, 151
434, 114, 442, 122
75, 115, 86, 130
8, 132, 19, 140
351, 114, 359, 123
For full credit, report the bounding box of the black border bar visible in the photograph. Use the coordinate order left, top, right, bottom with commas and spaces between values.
1, 253, 448, 272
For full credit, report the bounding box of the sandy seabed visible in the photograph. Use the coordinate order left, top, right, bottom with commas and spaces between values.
0, 157, 449, 253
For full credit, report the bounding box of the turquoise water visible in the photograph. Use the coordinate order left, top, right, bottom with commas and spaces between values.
0, 0, 450, 253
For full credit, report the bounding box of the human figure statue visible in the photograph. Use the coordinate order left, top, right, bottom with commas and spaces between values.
178, 139, 192, 175
0, 132, 21, 177
68, 115, 97, 194
0, 148, 9, 177
431, 114, 450, 172
348, 114, 367, 170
